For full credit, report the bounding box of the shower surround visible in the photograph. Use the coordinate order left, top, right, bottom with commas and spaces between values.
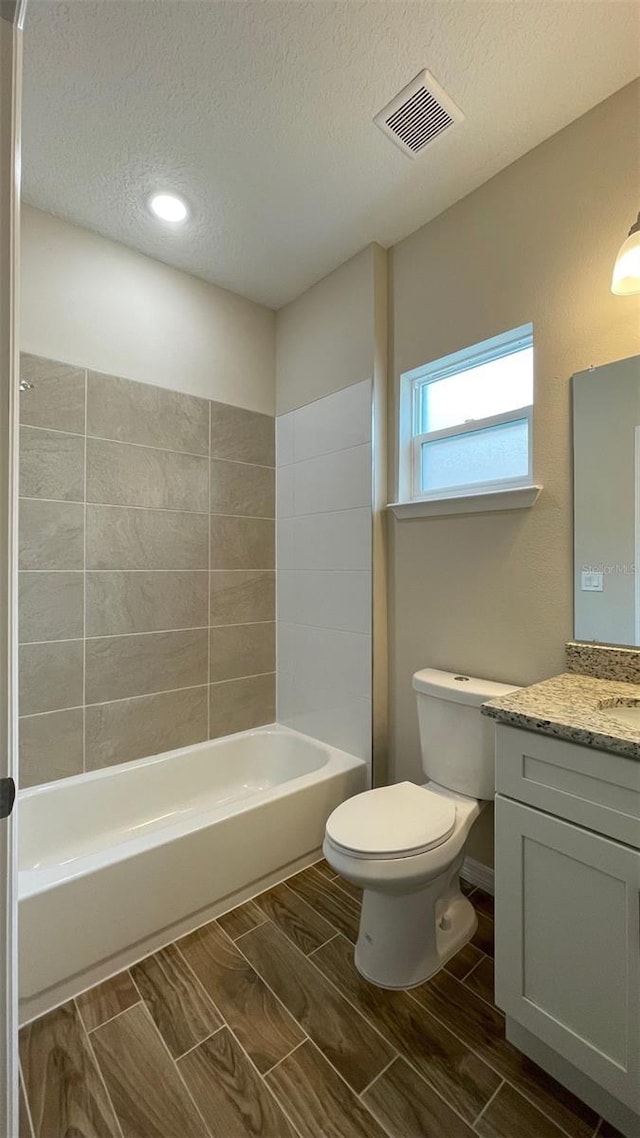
18, 353, 276, 787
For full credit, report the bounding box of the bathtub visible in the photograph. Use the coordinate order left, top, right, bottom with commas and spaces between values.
18, 724, 366, 1023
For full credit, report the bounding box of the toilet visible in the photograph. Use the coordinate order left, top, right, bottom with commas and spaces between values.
323, 667, 519, 989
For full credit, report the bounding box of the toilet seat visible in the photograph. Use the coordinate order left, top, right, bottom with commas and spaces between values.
325, 781, 457, 860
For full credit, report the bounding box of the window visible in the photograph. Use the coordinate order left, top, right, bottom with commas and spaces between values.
399, 324, 534, 503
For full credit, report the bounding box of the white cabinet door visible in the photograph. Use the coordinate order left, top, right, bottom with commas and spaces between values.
495, 795, 640, 1112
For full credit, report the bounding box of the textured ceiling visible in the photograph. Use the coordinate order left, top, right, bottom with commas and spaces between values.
22, 0, 640, 308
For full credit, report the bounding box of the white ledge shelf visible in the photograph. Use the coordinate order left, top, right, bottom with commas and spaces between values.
388, 485, 542, 519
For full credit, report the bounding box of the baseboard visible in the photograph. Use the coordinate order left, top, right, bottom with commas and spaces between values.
461, 856, 494, 895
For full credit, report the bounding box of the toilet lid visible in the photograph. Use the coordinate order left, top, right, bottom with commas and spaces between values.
325, 782, 457, 859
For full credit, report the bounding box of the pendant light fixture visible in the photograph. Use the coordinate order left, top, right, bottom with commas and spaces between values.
611, 212, 640, 295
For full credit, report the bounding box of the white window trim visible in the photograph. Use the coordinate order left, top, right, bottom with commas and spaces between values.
394, 324, 541, 516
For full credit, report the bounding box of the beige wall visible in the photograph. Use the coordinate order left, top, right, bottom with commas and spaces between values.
389, 80, 640, 866
276, 244, 382, 414
21, 205, 276, 413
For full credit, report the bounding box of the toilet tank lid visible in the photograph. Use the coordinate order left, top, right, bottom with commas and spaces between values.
412, 667, 520, 707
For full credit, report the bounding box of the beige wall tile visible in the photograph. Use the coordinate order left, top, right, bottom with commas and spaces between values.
210, 516, 275, 570
86, 629, 208, 704
19, 571, 84, 644
87, 372, 209, 455
209, 674, 276, 738
210, 571, 275, 626
87, 438, 209, 512
19, 499, 84, 570
19, 708, 84, 788
209, 623, 275, 683
86, 571, 208, 637
86, 686, 208, 769
210, 460, 275, 518
19, 354, 85, 433
210, 402, 274, 466
20, 426, 85, 502
19, 639, 83, 716
87, 505, 209, 570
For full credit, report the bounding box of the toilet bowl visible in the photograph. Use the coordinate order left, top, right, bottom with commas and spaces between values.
323, 668, 519, 989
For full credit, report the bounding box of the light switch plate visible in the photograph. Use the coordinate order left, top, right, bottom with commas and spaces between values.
581, 570, 604, 592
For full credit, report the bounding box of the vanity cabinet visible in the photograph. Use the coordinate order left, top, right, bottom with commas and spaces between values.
494, 724, 640, 1119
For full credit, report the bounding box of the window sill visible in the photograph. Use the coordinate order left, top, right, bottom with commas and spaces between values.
388, 484, 542, 519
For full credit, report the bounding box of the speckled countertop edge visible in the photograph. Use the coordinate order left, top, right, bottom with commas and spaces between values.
481, 671, 640, 760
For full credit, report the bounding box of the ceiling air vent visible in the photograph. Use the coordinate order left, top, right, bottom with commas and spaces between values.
374, 70, 463, 158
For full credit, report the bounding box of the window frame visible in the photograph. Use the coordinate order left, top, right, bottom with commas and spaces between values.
398, 324, 534, 504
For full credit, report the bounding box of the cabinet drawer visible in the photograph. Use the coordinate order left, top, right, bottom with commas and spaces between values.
495, 725, 640, 848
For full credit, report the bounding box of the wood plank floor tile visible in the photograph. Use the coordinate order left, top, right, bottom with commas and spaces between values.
475, 1082, 566, 1138
217, 898, 266, 940
90, 1002, 208, 1138
76, 970, 140, 1033
19, 1076, 34, 1138
178, 1026, 297, 1137
471, 888, 495, 920
362, 1055, 476, 1138
178, 919, 304, 1073
254, 881, 336, 955
444, 942, 484, 981
464, 955, 495, 1006
411, 970, 599, 1138
311, 934, 500, 1123
286, 864, 361, 942
130, 941, 222, 1059
240, 919, 395, 1094
471, 911, 495, 957
19, 1001, 121, 1138
266, 1039, 387, 1138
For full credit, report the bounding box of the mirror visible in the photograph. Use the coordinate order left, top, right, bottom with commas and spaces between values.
573, 354, 640, 647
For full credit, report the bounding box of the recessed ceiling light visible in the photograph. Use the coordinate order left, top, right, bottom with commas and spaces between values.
148, 192, 188, 223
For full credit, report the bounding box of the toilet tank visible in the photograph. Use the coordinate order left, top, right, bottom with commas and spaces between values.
413, 668, 520, 800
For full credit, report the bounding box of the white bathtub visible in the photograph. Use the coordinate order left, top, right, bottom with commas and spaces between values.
18, 724, 366, 1022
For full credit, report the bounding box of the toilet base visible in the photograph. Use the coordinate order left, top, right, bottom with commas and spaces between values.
353, 873, 477, 989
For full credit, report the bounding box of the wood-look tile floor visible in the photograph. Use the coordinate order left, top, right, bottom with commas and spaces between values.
19, 861, 616, 1138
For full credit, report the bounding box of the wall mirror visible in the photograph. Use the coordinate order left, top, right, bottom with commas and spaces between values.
573, 354, 640, 647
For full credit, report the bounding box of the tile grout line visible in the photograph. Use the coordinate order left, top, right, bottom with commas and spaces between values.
18, 620, 275, 649
472, 1078, 505, 1130
260, 1037, 307, 1078
18, 1060, 36, 1138
306, 931, 340, 958
21, 566, 274, 573
21, 494, 274, 522
171, 1024, 224, 1064
357, 1054, 397, 1100
232, 915, 270, 942
83, 996, 143, 1036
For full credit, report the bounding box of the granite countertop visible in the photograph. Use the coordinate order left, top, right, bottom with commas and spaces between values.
481, 672, 640, 760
